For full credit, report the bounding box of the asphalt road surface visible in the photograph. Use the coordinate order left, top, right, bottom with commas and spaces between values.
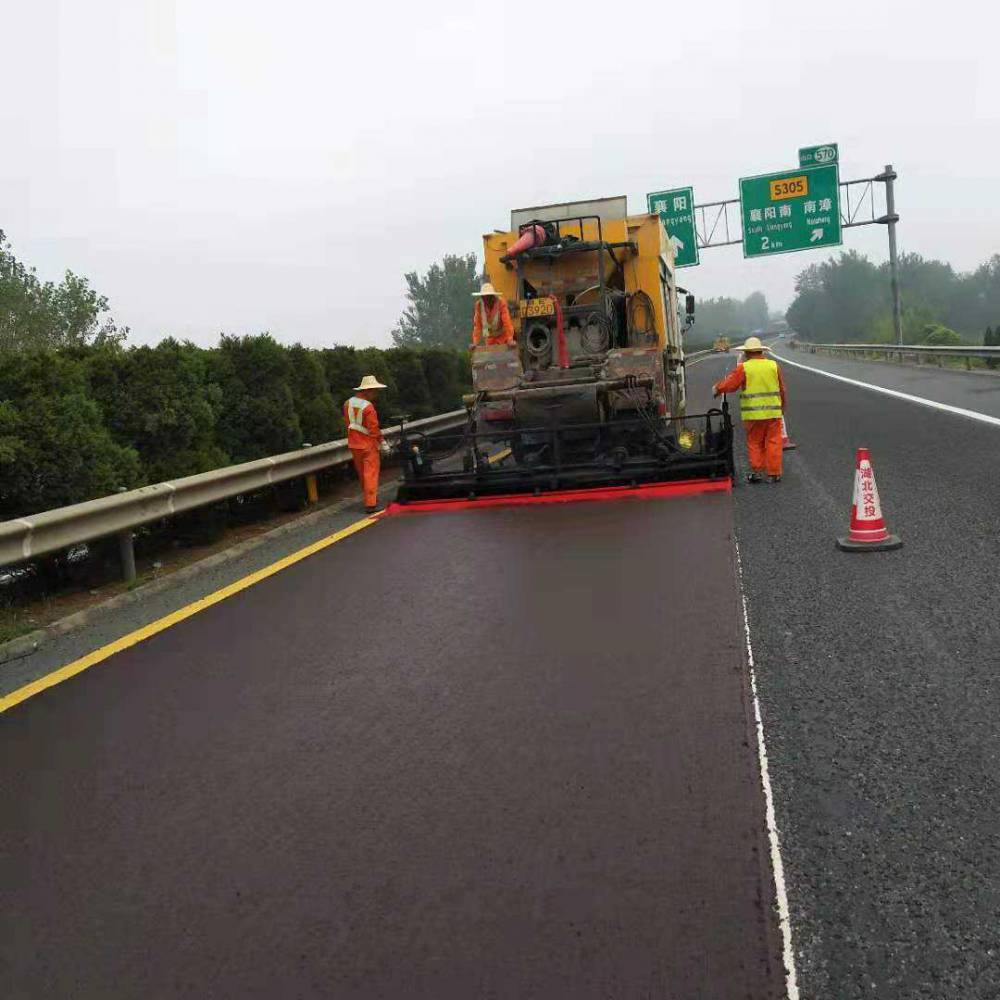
772, 347, 1000, 419
689, 353, 1000, 998
1, 497, 784, 998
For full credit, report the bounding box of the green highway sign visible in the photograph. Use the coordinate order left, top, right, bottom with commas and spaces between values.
647, 186, 699, 267
739, 164, 842, 259
799, 143, 838, 167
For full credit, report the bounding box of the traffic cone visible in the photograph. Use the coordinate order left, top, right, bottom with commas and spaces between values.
836, 448, 902, 552
780, 414, 796, 451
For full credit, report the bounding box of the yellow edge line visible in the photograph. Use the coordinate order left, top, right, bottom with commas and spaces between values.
0, 515, 379, 715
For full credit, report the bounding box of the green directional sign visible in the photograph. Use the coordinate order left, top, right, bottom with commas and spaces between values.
647, 186, 699, 267
799, 143, 838, 167
739, 164, 842, 259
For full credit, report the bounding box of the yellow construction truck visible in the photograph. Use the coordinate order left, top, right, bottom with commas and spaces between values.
395, 197, 733, 505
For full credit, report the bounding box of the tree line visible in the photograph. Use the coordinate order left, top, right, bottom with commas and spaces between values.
683, 292, 771, 347
0, 336, 469, 521
0, 231, 472, 520
786, 250, 1000, 345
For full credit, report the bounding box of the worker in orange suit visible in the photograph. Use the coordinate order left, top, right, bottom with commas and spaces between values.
470, 282, 515, 347
713, 336, 787, 483
344, 375, 390, 514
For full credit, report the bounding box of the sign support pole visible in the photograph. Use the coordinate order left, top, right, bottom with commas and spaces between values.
877, 164, 903, 349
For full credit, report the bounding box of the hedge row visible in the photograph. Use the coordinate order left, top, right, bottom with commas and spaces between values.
0, 336, 470, 521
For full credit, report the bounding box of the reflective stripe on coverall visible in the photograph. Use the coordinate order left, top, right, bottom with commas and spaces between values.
472, 298, 515, 346
714, 358, 786, 477
344, 395, 382, 508
740, 358, 783, 420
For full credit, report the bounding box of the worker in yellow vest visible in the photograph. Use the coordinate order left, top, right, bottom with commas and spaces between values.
713, 336, 787, 483
470, 282, 515, 348
344, 375, 391, 513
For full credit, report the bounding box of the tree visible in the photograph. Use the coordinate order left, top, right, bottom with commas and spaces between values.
391, 253, 479, 349
86, 339, 227, 483
788, 252, 887, 343
0, 350, 139, 519
210, 334, 302, 462
787, 250, 1000, 345
383, 347, 433, 419
287, 344, 340, 445
921, 324, 962, 346
421, 347, 470, 413
356, 347, 401, 419
0, 230, 127, 351
322, 346, 363, 410
742, 292, 769, 332
685, 292, 771, 347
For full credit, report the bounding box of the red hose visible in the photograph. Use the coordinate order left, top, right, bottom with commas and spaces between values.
549, 295, 569, 369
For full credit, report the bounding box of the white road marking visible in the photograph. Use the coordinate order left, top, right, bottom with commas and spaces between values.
773, 352, 1000, 429
734, 537, 801, 1000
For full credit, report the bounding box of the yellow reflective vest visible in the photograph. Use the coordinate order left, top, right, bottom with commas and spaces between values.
740, 358, 783, 421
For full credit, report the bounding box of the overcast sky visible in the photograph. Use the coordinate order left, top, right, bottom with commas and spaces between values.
3, 0, 997, 348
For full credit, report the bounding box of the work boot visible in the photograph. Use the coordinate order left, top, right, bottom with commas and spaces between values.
746, 472, 764, 484
767, 475, 782, 484
365, 504, 385, 515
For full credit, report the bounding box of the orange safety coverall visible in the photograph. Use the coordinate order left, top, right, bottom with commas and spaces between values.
472, 297, 515, 347
714, 362, 788, 477
344, 395, 383, 508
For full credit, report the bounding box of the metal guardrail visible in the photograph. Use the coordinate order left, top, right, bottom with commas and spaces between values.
790, 341, 1000, 370
0, 410, 467, 571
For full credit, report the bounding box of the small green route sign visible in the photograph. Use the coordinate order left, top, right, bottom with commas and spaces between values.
739, 164, 842, 259
647, 186, 699, 267
799, 143, 839, 167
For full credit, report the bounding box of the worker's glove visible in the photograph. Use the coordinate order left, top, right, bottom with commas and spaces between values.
379, 440, 391, 457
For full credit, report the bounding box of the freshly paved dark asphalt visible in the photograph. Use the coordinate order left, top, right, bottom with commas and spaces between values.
1, 497, 784, 998
690, 354, 1000, 998
0, 499, 395, 700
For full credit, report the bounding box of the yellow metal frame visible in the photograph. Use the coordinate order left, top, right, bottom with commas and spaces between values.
481, 214, 681, 354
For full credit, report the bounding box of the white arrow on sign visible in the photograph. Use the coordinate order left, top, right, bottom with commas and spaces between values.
809, 228, 824, 243
670, 235, 685, 253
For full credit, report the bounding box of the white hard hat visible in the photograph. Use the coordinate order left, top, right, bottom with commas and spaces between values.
354, 374, 387, 391
739, 336, 767, 353
472, 282, 500, 297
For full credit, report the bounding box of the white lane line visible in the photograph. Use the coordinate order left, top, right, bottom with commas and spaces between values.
773, 352, 1000, 429
734, 537, 800, 1000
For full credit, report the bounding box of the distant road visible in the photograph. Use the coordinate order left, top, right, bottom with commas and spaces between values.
771, 346, 1000, 421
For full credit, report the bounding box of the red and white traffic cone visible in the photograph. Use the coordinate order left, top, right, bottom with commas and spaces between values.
780, 414, 796, 451
836, 447, 902, 552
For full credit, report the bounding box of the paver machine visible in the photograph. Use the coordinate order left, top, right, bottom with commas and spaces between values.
393, 196, 733, 507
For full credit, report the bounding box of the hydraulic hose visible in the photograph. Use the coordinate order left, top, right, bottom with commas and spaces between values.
549, 295, 570, 369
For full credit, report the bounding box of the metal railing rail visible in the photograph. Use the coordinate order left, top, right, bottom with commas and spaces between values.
789, 342, 1000, 369
0, 410, 467, 571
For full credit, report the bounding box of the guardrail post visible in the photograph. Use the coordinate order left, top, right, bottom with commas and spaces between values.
305, 474, 319, 504
118, 530, 137, 584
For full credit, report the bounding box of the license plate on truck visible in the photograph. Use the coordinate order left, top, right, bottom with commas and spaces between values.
520, 298, 555, 317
